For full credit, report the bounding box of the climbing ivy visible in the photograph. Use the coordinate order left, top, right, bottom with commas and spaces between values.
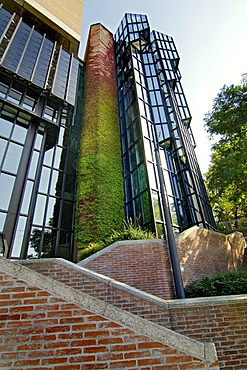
75, 48, 124, 251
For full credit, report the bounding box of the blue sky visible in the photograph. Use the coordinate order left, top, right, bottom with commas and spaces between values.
80, 0, 247, 174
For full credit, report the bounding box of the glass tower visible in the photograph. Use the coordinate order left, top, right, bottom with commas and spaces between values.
114, 14, 216, 237
0, 3, 84, 260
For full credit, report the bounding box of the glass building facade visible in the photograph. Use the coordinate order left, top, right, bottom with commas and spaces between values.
0, 5, 215, 261
114, 14, 216, 237
0, 3, 83, 260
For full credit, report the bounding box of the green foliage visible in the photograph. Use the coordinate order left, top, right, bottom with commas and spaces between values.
76, 78, 124, 248
185, 269, 247, 298
204, 82, 247, 222
79, 219, 155, 260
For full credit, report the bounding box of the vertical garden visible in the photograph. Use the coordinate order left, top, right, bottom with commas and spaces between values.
76, 24, 124, 251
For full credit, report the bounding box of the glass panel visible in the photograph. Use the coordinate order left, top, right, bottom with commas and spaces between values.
66, 57, 79, 106
60, 201, 73, 230
147, 161, 157, 189
12, 124, 27, 144
41, 228, 54, 258
152, 190, 162, 220
22, 96, 36, 111
156, 223, 165, 238
8, 88, 22, 105
132, 169, 139, 196
168, 196, 179, 226
0, 173, 15, 210
49, 170, 59, 196
142, 191, 151, 223
45, 197, 56, 227
20, 180, 34, 214
43, 147, 54, 167
34, 133, 43, 150
0, 212, 7, 232
2, 142, 23, 174
0, 138, 7, 164
18, 29, 43, 80
143, 138, 153, 161
33, 194, 46, 225
33, 37, 54, 88
11, 216, 27, 258
28, 226, 42, 258
2, 22, 31, 72
0, 8, 12, 38
53, 49, 70, 99
28, 150, 40, 180
139, 163, 147, 191
53, 147, 62, 169
0, 82, 8, 98
135, 140, 143, 164
39, 166, 51, 193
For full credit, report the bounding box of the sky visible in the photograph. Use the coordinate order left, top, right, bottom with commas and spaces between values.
79, 0, 247, 174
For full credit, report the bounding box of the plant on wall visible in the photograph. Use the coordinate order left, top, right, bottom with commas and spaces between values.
75, 25, 124, 252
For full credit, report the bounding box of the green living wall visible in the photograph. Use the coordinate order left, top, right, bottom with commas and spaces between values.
76, 24, 124, 250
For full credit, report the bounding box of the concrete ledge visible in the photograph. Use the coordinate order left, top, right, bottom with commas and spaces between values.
0, 257, 217, 364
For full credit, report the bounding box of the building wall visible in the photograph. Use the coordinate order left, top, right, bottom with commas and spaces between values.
76, 24, 124, 249
11, 0, 83, 51
0, 258, 218, 369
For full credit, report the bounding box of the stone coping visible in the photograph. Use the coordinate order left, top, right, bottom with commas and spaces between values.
0, 257, 217, 364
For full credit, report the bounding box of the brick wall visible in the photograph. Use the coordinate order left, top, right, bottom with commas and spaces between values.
177, 227, 247, 286
78, 228, 246, 298
21, 258, 247, 370
79, 240, 176, 300
21, 259, 172, 328
169, 298, 247, 369
0, 258, 218, 369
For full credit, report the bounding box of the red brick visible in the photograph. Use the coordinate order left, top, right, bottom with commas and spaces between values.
84, 346, 108, 353
41, 357, 67, 365
45, 325, 70, 333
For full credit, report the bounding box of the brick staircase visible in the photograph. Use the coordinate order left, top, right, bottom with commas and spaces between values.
0, 257, 219, 369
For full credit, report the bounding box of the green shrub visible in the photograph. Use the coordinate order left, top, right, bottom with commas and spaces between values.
78, 219, 155, 260
185, 269, 247, 298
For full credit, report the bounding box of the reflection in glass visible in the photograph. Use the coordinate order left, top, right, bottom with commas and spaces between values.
45, 197, 56, 226
33, 194, 46, 225
142, 191, 151, 223
156, 223, 164, 238
43, 147, 54, 166
60, 201, 73, 230
50, 170, 59, 196
39, 167, 50, 193
152, 190, 162, 221
53, 147, 62, 169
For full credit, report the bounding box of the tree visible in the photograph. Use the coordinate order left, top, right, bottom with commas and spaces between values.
204, 82, 247, 223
